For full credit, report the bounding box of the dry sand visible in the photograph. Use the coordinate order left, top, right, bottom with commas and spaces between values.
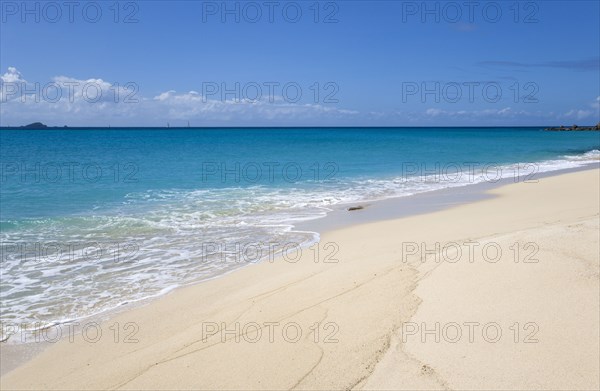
1, 168, 598, 390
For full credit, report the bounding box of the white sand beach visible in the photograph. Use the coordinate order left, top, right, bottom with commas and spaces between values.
1, 168, 598, 390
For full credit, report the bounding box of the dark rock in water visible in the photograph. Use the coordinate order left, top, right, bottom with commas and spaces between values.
347, 206, 364, 211
544, 122, 600, 131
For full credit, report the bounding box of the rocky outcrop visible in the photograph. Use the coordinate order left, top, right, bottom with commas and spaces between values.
545, 123, 600, 131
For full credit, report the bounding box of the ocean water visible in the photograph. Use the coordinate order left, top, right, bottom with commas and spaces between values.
1, 127, 599, 341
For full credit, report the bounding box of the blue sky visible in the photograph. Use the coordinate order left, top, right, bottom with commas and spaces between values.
1, 0, 599, 126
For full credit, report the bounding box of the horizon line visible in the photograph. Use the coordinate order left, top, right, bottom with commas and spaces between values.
0, 125, 580, 130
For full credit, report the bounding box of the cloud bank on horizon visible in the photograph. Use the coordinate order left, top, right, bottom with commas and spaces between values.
1, 66, 598, 127
0, 67, 360, 127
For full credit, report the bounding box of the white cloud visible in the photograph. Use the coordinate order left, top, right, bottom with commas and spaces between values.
420, 100, 599, 124
425, 108, 443, 117
425, 107, 519, 118
560, 97, 600, 121
562, 109, 593, 120
0, 67, 24, 83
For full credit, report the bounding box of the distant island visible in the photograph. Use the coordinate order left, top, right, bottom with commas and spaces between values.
20, 122, 49, 129
1, 122, 74, 129
545, 123, 600, 131
4, 122, 66, 129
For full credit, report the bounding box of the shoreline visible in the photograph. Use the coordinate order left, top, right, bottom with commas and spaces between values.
1, 163, 599, 374
2, 163, 597, 344
299, 162, 600, 233
1, 166, 599, 389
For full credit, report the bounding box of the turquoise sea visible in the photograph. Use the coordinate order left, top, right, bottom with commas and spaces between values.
1, 127, 599, 339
